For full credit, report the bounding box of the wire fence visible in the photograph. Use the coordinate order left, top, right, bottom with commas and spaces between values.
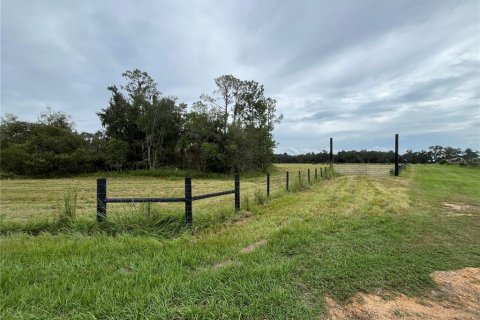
0, 164, 406, 224
333, 163, 394, 176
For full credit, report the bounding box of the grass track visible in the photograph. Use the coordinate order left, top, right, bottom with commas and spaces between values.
1, 164, 479, 319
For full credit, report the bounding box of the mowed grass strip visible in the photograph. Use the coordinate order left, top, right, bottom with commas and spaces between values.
1, 165, 479, 319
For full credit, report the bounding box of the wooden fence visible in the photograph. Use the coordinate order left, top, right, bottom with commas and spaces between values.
97, 175, 239, 224
96, 166, 334, 224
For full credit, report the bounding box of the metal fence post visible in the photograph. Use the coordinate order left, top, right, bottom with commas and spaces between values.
308, 169, 311, 185
330, 137, 333, 167
97, 178, 107, 222
286, 171, 289, 191
235, 174, 240, 211
267, 173, 270, 197
395, 133, 399, 176
185, 176, 192, 224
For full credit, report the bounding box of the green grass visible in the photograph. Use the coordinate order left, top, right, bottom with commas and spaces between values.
1, 164, 479, 319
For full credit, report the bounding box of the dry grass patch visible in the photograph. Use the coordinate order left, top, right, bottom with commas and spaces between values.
441, 202, 479, 217
240, 239, 267, 254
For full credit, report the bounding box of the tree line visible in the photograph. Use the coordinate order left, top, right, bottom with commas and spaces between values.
275, 146, 479, 164
1, 70, 282, 177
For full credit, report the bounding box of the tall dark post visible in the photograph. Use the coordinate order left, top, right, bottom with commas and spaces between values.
234, 174, 240, 211
320, 168, 323, 178
298, 171, 301, 181
315, 168, 318, 180
286, 172, 289, 191
394, 134, 399, 176
185, 176, 192, 224
329, 137, 334, 168
96, 178, 107, 222
308, 169, 311, 185
267, 173, 270, 197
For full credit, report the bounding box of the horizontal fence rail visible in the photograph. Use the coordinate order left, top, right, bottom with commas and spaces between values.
192, 190, 235, 201
97, 175, 240, 224
106, 197, 185, 203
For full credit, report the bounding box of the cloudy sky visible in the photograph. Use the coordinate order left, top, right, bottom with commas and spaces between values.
1, 0, 479, 154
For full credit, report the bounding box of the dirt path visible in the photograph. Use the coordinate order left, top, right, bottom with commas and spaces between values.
324, 267, 480, 319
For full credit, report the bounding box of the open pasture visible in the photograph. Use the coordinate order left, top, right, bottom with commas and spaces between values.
1, 164, 479, 319
0, 164, 331, 223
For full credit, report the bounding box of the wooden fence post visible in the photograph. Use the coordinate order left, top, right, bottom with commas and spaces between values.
97, 178, 107, 222
298, 171, 301, 181
308, 169, 311, 185
185, 176, 192, 224
315, 168, 318, 180
267, 173, 270, 197
235, 174, 240, 211
286, 171, 289, 191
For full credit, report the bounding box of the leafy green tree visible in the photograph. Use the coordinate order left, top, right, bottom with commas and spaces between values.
462, 148, 479, 162
38, 106, 75, 131
444, 147, 462, 162
429, 145, 445, 162
1, 109, 99, 176
98, 69, 185, 170
178, 101, 224, 171
234, 80, 282, 171
193, 76, 282, 172
105, 139, 129, 171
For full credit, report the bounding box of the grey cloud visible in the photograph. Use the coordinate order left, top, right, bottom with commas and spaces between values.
1, 0, 479, 151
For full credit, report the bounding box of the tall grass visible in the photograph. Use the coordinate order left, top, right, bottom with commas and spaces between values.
58, 187, 78, 224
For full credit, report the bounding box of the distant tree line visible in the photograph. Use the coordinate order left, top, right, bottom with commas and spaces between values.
0, 70, 282, 177
275, 146, 480, 165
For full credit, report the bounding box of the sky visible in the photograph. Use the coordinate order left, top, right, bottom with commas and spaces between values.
1, 0, 479, 154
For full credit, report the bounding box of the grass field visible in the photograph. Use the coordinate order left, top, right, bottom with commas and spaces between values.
1, 164, 479, 319
0, 164, 331, 223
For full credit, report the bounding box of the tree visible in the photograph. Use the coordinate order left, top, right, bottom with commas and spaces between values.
177, 101, 223, 171
38, 106, 75, 131
194, 76, 282, 172
1, 71, 284, 176
463, 148, 479, 162
429, 145, 445, 163
105, 139, 129, 171
98, 69, 185, 170
1, 108, 100, 176
234, 80, 282, 171
444, 147, 462, 162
